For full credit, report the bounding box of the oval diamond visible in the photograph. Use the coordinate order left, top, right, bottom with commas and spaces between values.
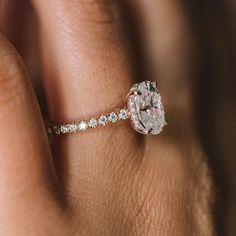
127, 81, 166, 135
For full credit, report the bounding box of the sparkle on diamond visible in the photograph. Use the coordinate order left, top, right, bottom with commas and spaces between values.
79, 121, 88, 131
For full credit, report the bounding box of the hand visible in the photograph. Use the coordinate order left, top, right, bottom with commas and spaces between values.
0, 1, 214, 235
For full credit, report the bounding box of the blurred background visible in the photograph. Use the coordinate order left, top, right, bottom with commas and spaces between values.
0, 0, 235, 235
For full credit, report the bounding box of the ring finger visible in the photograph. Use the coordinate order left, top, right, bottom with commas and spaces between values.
32, 0, 145, 225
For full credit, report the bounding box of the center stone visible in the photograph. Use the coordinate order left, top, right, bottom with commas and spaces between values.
127, 81, 166, 135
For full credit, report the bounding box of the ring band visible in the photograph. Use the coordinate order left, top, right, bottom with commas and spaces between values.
47, 108, 129, 135
47, 81, 167, 136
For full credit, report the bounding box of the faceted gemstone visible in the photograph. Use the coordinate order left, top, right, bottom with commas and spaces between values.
98, 115, 108, 126
79, 121, 88, 131
88, 118, 98, 128
127, 81, 166, 135
108, 112, 118, 123
118, 109, 128, 120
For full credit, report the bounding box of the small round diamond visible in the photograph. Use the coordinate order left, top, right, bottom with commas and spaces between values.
79, 121, 88, 131
118, 109, 128, 120
98, 115, 108, 126
88, 118, 98, 128
71, 123, 79, 132
108, 112, 118, 123
60, 125, 69, 134
53, 125, 61, 134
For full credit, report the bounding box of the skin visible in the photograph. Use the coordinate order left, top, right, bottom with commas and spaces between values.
0, 0, 215, 235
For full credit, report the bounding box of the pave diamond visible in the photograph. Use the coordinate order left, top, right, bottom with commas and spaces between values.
79, 121, 88, 131
127, 81, 166, 135
88, 118, 98, 128
52, 125, 61, 134
118, 109, 128, 120
60, 125, 70, 134
98, 115, 108, 126
108, 112, 118, 123
60, 124, 78, 134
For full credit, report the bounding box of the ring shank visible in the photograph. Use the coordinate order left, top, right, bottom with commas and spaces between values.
47, 108, 129, 135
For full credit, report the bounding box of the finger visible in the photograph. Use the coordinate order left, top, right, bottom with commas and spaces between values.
32, 3, 143, 177
0, 0, 41, 86
32, 0, 144, 229
120, 2, 215, 234
33, 0, 137, 121
0, 35, 66, 234
123, 2, 216, 234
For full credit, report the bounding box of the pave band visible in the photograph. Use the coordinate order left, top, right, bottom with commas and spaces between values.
47, 108, 129, 135
47, 81, 167, 136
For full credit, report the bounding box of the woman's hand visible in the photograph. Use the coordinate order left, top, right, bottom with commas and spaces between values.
0, 1, 215, 235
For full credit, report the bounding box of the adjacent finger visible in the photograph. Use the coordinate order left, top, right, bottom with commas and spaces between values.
0, 34, 66, 235
0, 0, 40, 80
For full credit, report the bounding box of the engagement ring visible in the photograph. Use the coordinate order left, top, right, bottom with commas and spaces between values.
47, 81, 167, 135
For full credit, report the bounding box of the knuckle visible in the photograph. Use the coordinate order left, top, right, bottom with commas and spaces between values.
58, 0, 120, 25
82, 0, 119, 25
0, 51, 26, 105
54, 0, 123, 50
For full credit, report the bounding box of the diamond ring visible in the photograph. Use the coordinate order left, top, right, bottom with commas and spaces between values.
47, 81, 167, 135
